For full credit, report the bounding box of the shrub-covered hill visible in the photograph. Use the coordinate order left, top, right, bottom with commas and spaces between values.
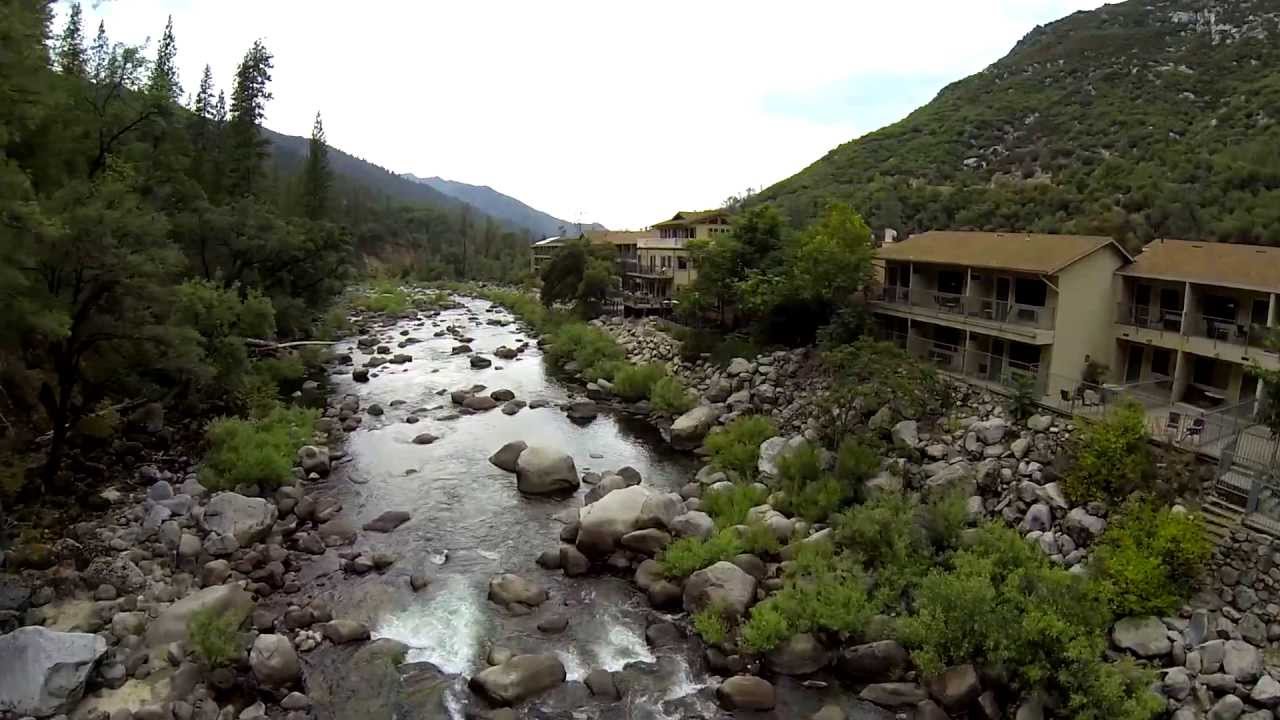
751, 0, 1280, 249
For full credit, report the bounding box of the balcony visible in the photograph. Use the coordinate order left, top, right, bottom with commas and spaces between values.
620, 259, 673, 278
879, 329, 1048, 394
875, 286, 1054, 331
1116, 303, 1279, 365
1185, 313, 1271, 349
1115, 303, 1184, 333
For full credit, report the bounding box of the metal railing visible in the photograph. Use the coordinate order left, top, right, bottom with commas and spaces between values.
1185, 313, 1272, 350
619, 259, 673, 277
1115, 303, 1184, 332
876, 286, 1054, 330
878, 329, 1048, 393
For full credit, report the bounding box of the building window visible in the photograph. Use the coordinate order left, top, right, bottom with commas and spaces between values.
937, 270, 965, 295
677, 256, 688, 270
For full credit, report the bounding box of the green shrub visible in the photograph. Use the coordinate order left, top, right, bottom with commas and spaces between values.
658, 529, 744, 578
353, 282, 412, 315
705, 415, 777, 480
740, 552, 875, 653
544, 322, 626, 379
189, 605, 249, 667
818, 339, 950, 445
1007, 372, 1039, 419
738, 521, 782, 555
701, 483, 770, 528
834, 492, 935, 607
236, 373, 281, 419
650, 376, 696, 415
1091, 501, 1212, 616
1063, 402, 1154, 505
834, 435, 881, 487
692, 605, 731, 646
899, 524, 1160, 720
611, 363, 666, 401
199, 405, 318, 491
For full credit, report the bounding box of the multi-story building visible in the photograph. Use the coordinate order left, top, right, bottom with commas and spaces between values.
871, 231, 1133, 398
619, 209, 732, 312
1113, 239, 1280, 411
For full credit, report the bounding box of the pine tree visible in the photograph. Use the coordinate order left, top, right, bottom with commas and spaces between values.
55, 2, 86, 77
193, 65, 214, 118
147, 15, 180, 104
88, 20, 109, 83
225, 40, 273, 197
301, 111, 331, 220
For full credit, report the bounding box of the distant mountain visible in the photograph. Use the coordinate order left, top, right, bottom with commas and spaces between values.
404, 175, 606, 240
752, 0, 1280, 248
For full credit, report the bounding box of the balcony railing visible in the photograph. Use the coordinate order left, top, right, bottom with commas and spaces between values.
877, 286, 1053, 330
1117, 304, 1277, 351
620, 259, 673, 277
1115, 303, 1184, 332
878, 329, 1047, 393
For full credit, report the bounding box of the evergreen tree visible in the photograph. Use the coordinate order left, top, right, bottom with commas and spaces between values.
147, 16, 181, 105
193, 65, 214, 118
301, 111, 331, 220
55, 2, 86, 77
88, 20, 109, 83
226, 40, 273, 197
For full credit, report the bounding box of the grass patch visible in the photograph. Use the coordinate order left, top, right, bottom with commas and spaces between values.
650, 375, 696, 415
701, 483, 770, 528
692, 604, 731, 646
544, 322, 626, 380
189, 605, 250, 667
611, 363, 666, 402
705, 415, 777, 480
199, 405, 318, 491
658, 529, 745, 578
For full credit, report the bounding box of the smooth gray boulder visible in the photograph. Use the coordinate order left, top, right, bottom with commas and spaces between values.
683, 561, 757, 617
1112, 616, 1172, 657
716, 675, 775, 711
250, 634, 301, 687
202, 493, 278, 546
838, 640, 911, 684
576, 485, 655, 558
669, 511, 715, 540
0, 627, 107, 717
143, 584, 253, 661
488, 574, 548, 608
468, 654, 566, 706
514, 446, 580, 495
757, 436, 788, 477
765, 633, 832, 675
669, 405, 720, 450
489, 441, 528, 472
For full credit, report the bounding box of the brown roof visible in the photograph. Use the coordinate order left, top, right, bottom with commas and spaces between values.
875, 231, 1130, 274
1119, 238, 1280, 293
652, 209, 729, 228
583, 230, 651, 246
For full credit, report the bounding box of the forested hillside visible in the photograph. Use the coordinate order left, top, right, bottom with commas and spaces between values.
0, 2, 527, 488
753, 0, 1280, 249
405, 174, 606, 240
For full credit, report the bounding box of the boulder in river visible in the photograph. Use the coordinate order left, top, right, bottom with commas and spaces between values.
470, 355, 493, 369
566, 401, 599, 422
143, 584, 253, 662
297, 445, 331, 477
468, 654, 566, 706
0, 626, 107, 716
765, 633, 832, 675
363, 510, 411, 533
716, 675, 775, 711
576, 485, 657, 558
250, 634, 301, 687
463, 395, 499, 411
489, 441, 528, 472
412, 433, 438, 445
488, 573, 548, 608
514, 446, 580, 495
490, 389, 515, 402
669, 405, 721, 450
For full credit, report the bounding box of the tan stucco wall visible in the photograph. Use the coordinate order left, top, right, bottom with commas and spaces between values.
1047, 247, 1127, 393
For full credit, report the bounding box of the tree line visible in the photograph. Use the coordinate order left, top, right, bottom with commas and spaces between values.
0, 2, 527, 493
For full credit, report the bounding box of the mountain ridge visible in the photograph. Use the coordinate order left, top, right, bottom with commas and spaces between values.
405, 174, 606, 240
751, 0, 1280, 248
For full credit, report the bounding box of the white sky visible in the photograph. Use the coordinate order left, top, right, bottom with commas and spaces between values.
73, 0, 1107, 229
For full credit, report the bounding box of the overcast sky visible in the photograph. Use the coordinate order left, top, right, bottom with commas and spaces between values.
73, 0, 1107, 229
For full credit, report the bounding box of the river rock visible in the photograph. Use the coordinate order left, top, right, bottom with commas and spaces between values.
469, 654, 566, 706
566, 401, 599, 422
515, 446, 580, 495
1112, 616, 1171, 657
757, 436, 789, 477
765, 633, 832, 675
860, 682, 928, 708
83, 556, 146, 594
250, 634, 301, 687
144, 584, 252, 661
838, 640, 911, 684
412, 433, 438, 445
490, 389, 515, 402
585, 668, 620, 700
926, 664, 981, 709
1224, 640, 1263, 682
470, 355, 492, 369
0, 627, 107, 716
203, 492, 278, 546
716, 675, 775, 711
489, 441, 528, 472
683, 561, 757, 617
362, 511, 411, 533
669, 405, 721, 450
577, 485, 655, 558
464, 395, 499, 411
620, 528, 672, 555
488, 574, 548, 608
669, 511, 715, 540
320, 619, 371, 644
559, 545, 590, 576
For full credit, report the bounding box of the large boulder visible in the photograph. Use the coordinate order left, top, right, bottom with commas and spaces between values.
0, 627, 107, 717
488, 574, 548, 608
514, 446, 580, 495
757, 436, 788, 477
202, 493, 278, 546
891, 420, 919, 447
971, 418, 1008, 444
297, 446, 330, 477
489, 441, 528, 472
765, 633, 832, 675
250, 634, 301, 687
577, 485, 656, 558
669, 511, 715, 540
669, 405, 721, 450
1224, 639, 1263, 682
838, 640, 911, 684
716, 675, 775, 711
82, 556, 145, 594
925, 664, 981, 710
1112, 616, 1171, 658
468, 654, 566, 706
683, 561, 757, 617
143, 584, 254, 660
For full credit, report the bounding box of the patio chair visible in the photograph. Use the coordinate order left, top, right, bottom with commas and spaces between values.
1164, 411, 1183, 439
1182, 417, 1206, 445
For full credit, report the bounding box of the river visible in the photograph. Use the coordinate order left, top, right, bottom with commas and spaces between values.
310, 295, 717, 718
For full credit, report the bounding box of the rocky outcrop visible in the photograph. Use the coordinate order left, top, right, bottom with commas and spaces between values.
514, 446, 580, 495
469, 654, 567, 706
0, 627, 107, 717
